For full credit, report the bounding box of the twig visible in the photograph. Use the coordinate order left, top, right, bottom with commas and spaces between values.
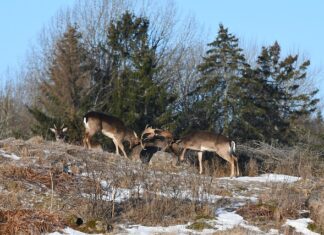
49, 171, 54, 213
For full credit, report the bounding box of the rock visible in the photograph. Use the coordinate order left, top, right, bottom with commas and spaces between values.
149, 151, 177, 167
26, 136, 44, 144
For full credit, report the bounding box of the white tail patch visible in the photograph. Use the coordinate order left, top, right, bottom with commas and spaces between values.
83, 117, 89, 129
231, 141, 236, 153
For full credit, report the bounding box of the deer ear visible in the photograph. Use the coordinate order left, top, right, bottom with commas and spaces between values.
50, 128, 56, 133
62, 127, 68, 132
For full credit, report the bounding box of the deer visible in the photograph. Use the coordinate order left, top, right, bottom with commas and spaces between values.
171, 130, 239, 177
140, 125, 156, 149
140, 126, 174, 151
50, 124, 68, 142
83, 111, 140, 158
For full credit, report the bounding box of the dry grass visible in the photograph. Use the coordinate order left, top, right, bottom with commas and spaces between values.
238, 142, 324, 178
246, 158, 259, 176
0, 137, 323, 234
117, 196, 213, 226
1, 165, 75, 193
0, 209, 64, 235
213, 226, 261, 234
237, 182, 308, 231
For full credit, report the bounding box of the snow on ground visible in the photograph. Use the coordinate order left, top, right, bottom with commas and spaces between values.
214, 208, 244, 230
214, 207, 265, 233
284, 218, 320, 235
0, 149, 20, 160
99, 180, 258, 205
223, 173, 301, 183
48, 174, 305, 235
47, 227, 101, 235
121, 224, 215, 235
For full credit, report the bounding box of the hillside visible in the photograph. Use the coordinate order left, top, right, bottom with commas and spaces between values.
0, 137, 323, 235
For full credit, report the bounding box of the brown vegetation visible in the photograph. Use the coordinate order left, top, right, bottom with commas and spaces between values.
0, 137, 323, 234
0, 209, 64, 235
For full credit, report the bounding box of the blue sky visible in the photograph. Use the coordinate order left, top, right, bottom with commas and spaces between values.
0, 0, 323, 103
0, 0, 74, 75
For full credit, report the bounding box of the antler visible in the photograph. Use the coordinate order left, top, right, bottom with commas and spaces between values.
140, 125, 157, 149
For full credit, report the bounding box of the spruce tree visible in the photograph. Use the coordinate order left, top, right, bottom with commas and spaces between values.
193, 24, 249, 136
255, 42, 319, 144
29, 25, 92, 142
102, 11, 175, 132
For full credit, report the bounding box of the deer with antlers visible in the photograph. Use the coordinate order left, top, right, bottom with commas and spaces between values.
172, 130, 240, 177
140, 125, 174, 151
83, 111, 139, 158
50, 124, 68, 142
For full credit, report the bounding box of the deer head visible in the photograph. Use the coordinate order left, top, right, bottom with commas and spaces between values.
50, 124, 68, 142
140, 125, 157, 149
140, 125, 174, 151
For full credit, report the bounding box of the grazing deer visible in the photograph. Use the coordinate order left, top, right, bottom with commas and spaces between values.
172, 130, 239, 177
83, 111, 140, 158
50, 124, 68, 142
140, 126, 174, 151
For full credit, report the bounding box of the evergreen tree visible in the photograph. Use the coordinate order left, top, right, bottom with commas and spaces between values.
99, 11, 175, 132
29, 25, 92, 142
254, 42, 319, 144
188, 26, 319, 144
192, 24, 249, 136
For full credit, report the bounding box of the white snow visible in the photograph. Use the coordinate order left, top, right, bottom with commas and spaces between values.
99, 180, 257, 204
223, 173, 301, 183
47, 227, 101, 235
284, 218, 319, 235
0, 149, 20, 160
214, 208, 244, 230
121, 224, 215, 235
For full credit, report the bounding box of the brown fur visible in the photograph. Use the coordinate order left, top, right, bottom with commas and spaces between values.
173, 130, 239, 177
83, 111, 139, 158
141, 126, 174, 151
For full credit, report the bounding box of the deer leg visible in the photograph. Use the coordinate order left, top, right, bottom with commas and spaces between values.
117, 141, 128, 158
84, 132, 92, 149
230, 158, 235, 178
112, 138, 120, 155
177, 148, 187, 166
180, 148, 186, 161
198, 152, 203, 174
233, 156, 240, 176
83, 133, 88, 148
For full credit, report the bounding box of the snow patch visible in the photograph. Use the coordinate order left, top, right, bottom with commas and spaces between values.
214, 208, 244, 230
284, 218, 319, 235
0, 149, 20, 160
121, 224, 215, 235
223, 173, 300, 183
47, 227, 101, 235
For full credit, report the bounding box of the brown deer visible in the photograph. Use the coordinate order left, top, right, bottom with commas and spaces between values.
140, 126, 174, 151
140, 125, 156, 149
50, 124, 68, 142
172, 130, 239, 177
83, 111, 139, 158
